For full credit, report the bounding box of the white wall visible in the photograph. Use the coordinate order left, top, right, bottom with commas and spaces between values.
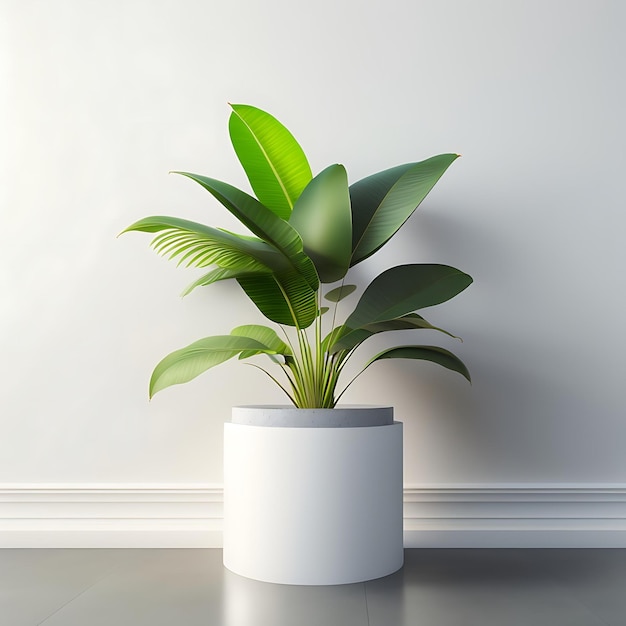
2, 0, 625, 487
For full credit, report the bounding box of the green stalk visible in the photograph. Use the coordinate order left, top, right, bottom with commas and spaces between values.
302, 329, 313, 405
274, 278, 314, 408
320, 353, 336, 407
244, 363, 297, 405
333, 352, 369, 404
329, 277, 346, 336
315, 291, 323, 405
286, 351, 306, 407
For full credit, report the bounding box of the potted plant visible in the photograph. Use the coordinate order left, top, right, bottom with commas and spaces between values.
122, 104, 472, 585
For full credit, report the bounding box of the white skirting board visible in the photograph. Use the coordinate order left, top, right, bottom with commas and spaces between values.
2, 484, 626, 548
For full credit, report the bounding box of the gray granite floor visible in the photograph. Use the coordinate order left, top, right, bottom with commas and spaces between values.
1, 549, 625, 625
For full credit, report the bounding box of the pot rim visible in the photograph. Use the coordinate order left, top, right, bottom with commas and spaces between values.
231, 405, 394, 428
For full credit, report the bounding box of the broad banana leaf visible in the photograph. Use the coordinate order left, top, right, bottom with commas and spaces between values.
350, 154, 459, 265
329, 313, 460, 353
122, 218, 312, 321
344, 264, 472, 330
149, 335, 281, 397
237, 268, 317, 328
363, 345, 471, 383
121, 216, 286, 272
230, 324, 292, 359
172, 172, 319, 290
289, 164, 352, 283
229, 103, 312, 219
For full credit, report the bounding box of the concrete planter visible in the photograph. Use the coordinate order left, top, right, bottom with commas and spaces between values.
223, 405, 403, 585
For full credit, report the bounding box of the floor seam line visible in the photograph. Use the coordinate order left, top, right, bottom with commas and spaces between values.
35, 553, 142, 625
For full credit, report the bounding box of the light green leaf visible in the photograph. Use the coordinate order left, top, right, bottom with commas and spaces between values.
121, 216, 285, 272
237, 269, 317, 328
125, 215, 317, 328
181, 267, 271, 297
350, 154, 459, 265
149, 335, 276, 397
229, 103, 312, 219
171, 172, 319, 290
364, 345, 471, 383
344, 264, 472, 330
231, 324, 292, 359
122, 217, 316, 325
324, 284, 357, 303
329, 313, 460, 353
289, 164, 352, 283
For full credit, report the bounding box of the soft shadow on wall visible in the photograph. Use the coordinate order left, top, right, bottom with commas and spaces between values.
346, 197, 620, 484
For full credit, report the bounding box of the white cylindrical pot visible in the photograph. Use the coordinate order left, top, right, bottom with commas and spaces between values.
223, 406, 403, 585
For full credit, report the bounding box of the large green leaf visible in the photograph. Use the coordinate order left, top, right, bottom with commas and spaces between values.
172, 172, 319, 290
350, 154, 460, 265
364, 345, 471, 383
289, 164, 352, 283
121, 216, 285, 272
329, 313, 460, 353
237, 269, 317, 328
344, 264, 472, 330
149, 335, 278, 397
229, 104, 312, 219
122, 216, 316, 327
230, 324, 292, 359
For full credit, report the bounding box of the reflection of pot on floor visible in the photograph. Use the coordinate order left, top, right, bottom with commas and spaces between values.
223, 405, 404, 585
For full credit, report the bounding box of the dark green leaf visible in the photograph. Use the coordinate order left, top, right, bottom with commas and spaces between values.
330, 313, 460, 353
364, 345, 471, 383
289, 164, 352, 283
350, 154, 459, 265
171, 172, 319, 290
344, 264, 472, 330
327, 327, 370, 354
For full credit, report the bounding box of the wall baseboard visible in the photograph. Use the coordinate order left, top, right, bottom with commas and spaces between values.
403, 485, 626, 548
0, 484, 223, 548
2, 483, 626, 548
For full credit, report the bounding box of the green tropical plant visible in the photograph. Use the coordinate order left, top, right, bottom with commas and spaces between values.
121, 104, 472, 408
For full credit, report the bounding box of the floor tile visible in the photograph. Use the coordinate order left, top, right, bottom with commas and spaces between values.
40, 549, 369, 626
0, 549, 137, 626
523, 549, 626, 626
221, 566, 368, 626
365, 549, 608, 626
4, 548, 626, 626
